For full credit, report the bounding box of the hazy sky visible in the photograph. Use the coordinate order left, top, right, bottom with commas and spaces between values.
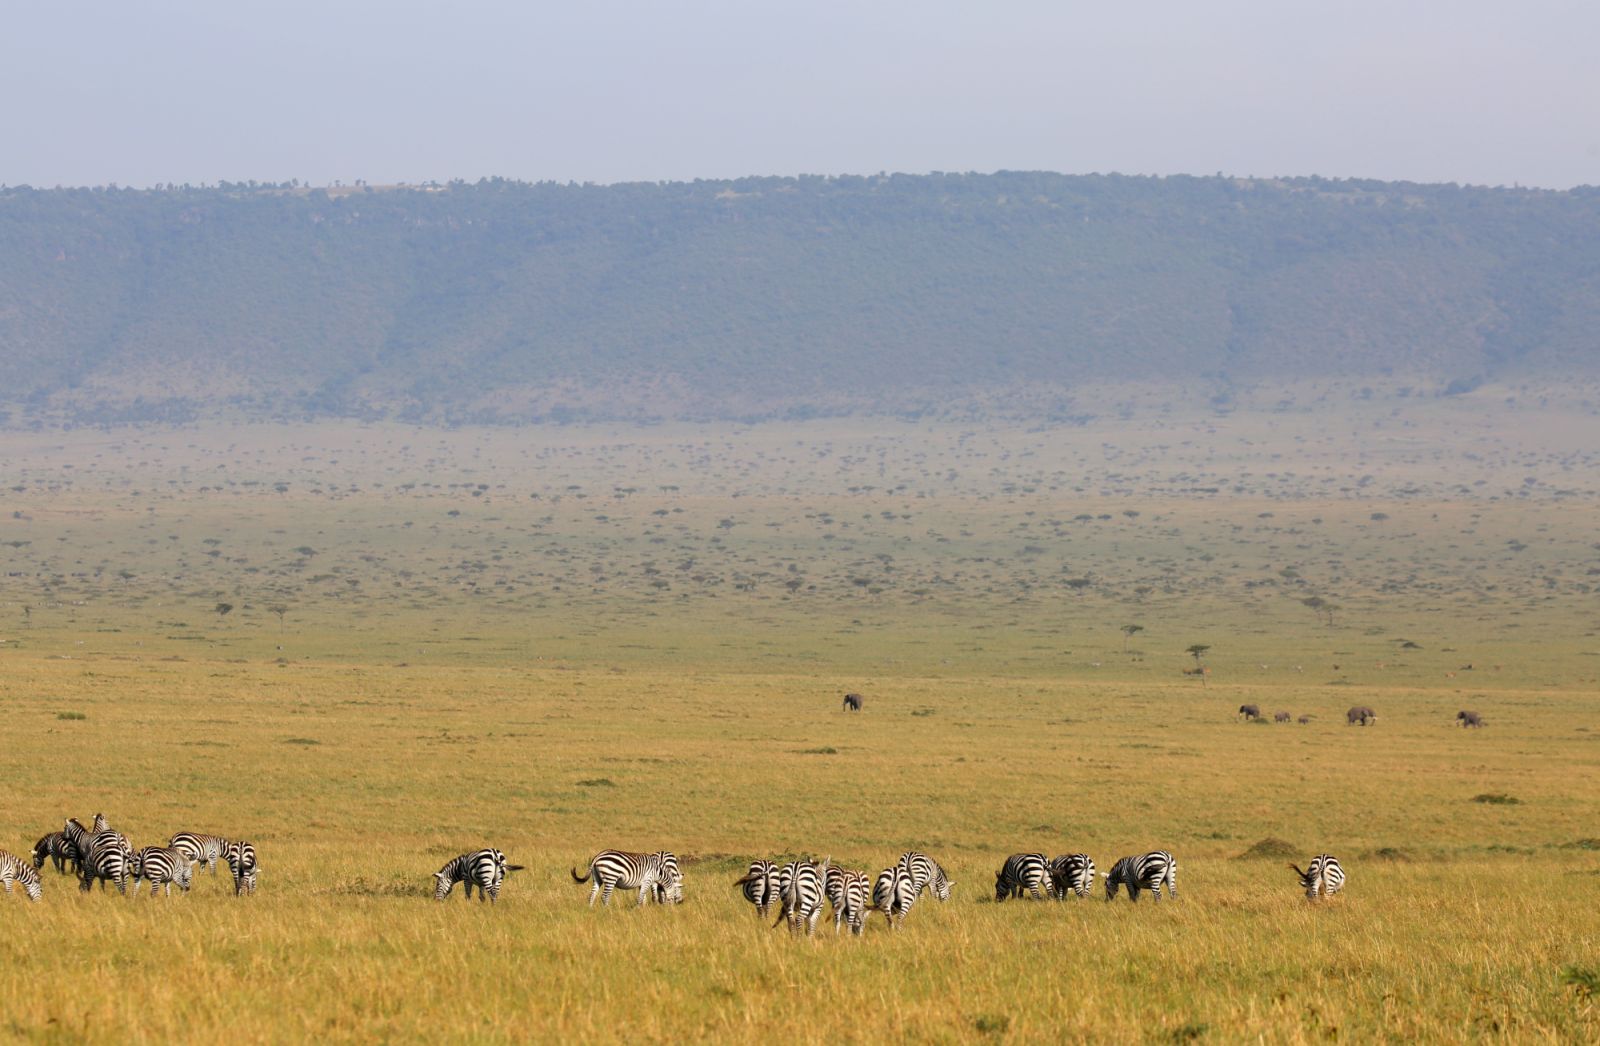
4, 0, 1595, 189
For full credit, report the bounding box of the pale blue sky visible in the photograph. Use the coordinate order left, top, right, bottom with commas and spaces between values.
3, 0, 1594, 188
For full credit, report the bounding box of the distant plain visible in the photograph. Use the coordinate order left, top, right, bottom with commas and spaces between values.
2, 389, 1598, 1041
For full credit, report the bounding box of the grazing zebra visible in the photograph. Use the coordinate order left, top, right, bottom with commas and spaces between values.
823, 865, 871, 935
31, 832, 79, 875
1, 849, 44, 902
1290, 854, 1346, 900
733, 860, 779, 919
994, 853, 1053, 901
225, 841, 259, 896
170, 832, 232, 875
78, 831, 135, 895
434, 849, 523, 903
1103, 851, 1177, 903
897, 851, 954, 901
871, 864, 917, 928
133, 847, 196, 897
774, 858, 830, 936
571, 850, 682, 907
1047, 853, 1096, 899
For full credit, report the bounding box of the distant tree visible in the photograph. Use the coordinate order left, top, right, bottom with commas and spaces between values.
1186, 643, 1211, 687
1121, 623, 1144, 653
215, 602, 233, 617
269, 605, 288, 631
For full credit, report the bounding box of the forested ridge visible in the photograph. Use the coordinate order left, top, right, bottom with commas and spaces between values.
3, 172, 1597, 424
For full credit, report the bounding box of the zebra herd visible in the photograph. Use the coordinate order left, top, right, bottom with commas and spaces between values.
0, 813, 258, 902
733, 851, 954, 935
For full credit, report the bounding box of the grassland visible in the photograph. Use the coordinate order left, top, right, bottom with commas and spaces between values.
2, 402, 1598, 1042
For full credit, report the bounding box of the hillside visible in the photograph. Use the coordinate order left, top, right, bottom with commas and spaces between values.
2, 172, 1598, 424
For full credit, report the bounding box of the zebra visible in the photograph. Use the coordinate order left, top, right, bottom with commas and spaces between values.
78, 830, 135, 895
31, 832, 79, 875
571, 850, 682, 907
1, 849, 44, 902
1047, 853, 1096, 899
825, 867, 871, 936
897, 851, 954, 901
732, 859, 780, 919
774, 858, 830, 935
434, 849, 523, 903
170, 832, 232, 875
1290, 854, 1346, 900
226, 841, 259, 896
870, 864, 917, 928
994, 853, 1053, 901
133, 846, 197, 897
1103, 851, 1177, 903
62, 814, 111, 860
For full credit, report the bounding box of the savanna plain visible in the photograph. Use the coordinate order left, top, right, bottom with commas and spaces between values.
2, 391, 1598, 1043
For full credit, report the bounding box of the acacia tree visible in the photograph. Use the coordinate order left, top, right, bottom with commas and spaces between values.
1121, 623, 1144, 653
1186, 643, 1211, 687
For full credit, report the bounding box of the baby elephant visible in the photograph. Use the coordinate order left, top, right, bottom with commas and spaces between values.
1456, 710, 1485, 728
1273, 711, 1291, 723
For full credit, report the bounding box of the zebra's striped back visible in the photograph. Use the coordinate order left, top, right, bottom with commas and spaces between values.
1104, 851, 1177, 903
995, 853, 1052, 901
226, 841, 259, 896
897, 851, 954, 901
872, 865, 917, 928
1292, 854, 1345, 900
1, 850, 43, 902
572, 850, 681, 907
170, 832, 231, 874
1048, 854, 1096, 899
735, 860, 779, 917
133, 846, 195, 897
434, 849, 511, 903
775, 859, 827, 935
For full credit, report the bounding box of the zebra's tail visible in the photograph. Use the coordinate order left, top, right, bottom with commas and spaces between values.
504, 865, 526, 873
732, 872, 760, 887
570, 866, 591, 883
1288, 863, 1307, 879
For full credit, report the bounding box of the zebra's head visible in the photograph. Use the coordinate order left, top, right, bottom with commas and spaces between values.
433, 870, 454, 901
1100, 869, 1120, 901
92, 813, 110, 832
176, 860, 197, 892
30, 837, 48, 870
932, 868, 954, 901
21, 869, 42, 902
657, 874, 684, 905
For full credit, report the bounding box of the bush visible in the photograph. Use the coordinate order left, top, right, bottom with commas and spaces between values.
1237, 837, 1297, 859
